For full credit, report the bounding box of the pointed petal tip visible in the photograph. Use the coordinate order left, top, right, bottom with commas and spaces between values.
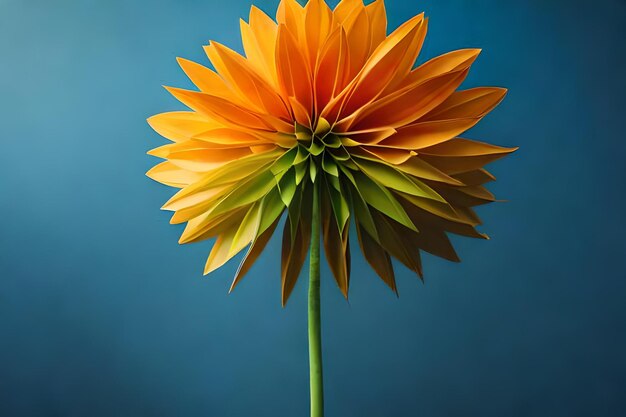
146, 148, 162, 157
162, 85, 176, 95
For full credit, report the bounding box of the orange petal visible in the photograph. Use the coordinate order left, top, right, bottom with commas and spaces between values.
204, 42, 291, 121
281, 216, 311, 306
402, 200, 487, 239
401, 49, 481, 88
348, 68, 469, 131
420, 137, 518, 157
166, 146, 253, 172
379, 118, 483, 150
382, 17, 428, 95
193, 128, 270, 145
371, 211, 423, 278
276, 0, 305, 41
424, 87, 507, 120
315, 27, 350, 112
240, 6, 279, 88
340, 13, 425, 117
165, 87, 273, 131
355, 223, 396, 293
304, 0, 333, 70
276, 24, 313, 122
418, 138, 518, 174
333, 0, 362, 24
340, 127, 396, 145
343, 6, 371, 80
365, 0, 387, 54
452, 169, 496, 186
412, 228, 459, 262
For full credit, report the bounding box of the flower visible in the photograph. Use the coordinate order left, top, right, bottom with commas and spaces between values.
147, 0, 516, 305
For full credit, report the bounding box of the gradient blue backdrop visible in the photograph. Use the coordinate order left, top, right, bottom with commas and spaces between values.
1, 0, 625, 416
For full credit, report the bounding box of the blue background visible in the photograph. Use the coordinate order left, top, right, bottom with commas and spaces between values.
1, 0, 625, 416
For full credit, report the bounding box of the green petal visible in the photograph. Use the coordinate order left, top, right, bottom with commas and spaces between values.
354, 156, 446, 202
278, 168, 297, 207
353, 171, 417, 231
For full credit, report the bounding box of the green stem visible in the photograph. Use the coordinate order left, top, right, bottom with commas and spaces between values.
308, 179, 324, 417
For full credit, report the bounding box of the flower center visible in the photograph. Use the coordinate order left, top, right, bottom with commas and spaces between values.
293, 118, 352, 178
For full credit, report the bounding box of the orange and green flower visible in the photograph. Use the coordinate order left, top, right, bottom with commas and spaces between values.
147, 0, 515, 305
147, 1, 515, 415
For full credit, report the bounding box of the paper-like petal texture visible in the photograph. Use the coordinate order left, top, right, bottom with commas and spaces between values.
147, 0, 515, 304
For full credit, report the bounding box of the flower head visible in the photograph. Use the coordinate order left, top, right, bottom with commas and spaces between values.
147, 0, 516, 304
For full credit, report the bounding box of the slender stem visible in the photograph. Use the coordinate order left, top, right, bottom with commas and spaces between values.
308, 179, 324, 417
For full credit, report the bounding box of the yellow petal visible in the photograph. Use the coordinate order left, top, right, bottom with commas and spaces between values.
146, 161, 202, 188
147, 111, 221, 142
230, 218, 280, 292
169, 186, 233, 224
166, 148, 281, 201
179, 206, 247, 244
176, 58, 235, 99
203, 209, 252, 274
